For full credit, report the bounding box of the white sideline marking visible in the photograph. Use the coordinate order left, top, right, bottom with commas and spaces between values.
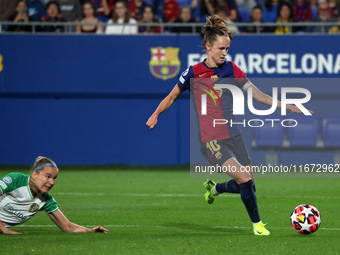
120, 194, 240, 197
15, 224, 340, 231
53, 192, 340, 200
55, 192, 106, 196
54, 193, 239, 197
285, 195, 340, 199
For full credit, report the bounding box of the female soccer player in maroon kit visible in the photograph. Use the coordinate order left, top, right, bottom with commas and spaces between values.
147, 15, 311, 235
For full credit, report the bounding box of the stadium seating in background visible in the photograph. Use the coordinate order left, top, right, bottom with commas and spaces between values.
323, 116, 340, 147
253, 116, 340, 165
253, 118, 284, 147
238, 6, 251, 23
176, 0, 192, 8
253, 116, 340, 149
288, 117, 319, 147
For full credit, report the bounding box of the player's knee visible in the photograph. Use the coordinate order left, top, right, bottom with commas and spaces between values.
235, 177, 251, 185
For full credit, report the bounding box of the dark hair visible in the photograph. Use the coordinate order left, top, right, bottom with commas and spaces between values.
16, 0, 27, 7
252, 5, 263, 12
201, 15, 233, 51
15, 0, 28, 15
277, 2, 293, 20
143, 5, 155, 15
113, 0, 130, 23
180, 6, 192, 14
250, 5, 263, 22
31, 156, 57, 175
46, 1, 61, 14
83, 1, 98, 18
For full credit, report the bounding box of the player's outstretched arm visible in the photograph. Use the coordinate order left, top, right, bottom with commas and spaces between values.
146, 84, 183, 130
48, 209, 109, 233
0, 220, 22, 234
0, 191, 22, 234
247, 82, 314, 115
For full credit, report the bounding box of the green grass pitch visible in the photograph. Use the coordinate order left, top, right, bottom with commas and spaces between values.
0, 166, 339, 255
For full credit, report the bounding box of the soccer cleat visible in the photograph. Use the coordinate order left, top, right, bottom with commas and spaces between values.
253, 222, 270, 236
203, 179, 218, 204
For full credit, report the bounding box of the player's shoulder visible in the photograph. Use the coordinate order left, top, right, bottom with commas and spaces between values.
224, 60, 246, 75
0, 173, 29, 192
41, 192, 56, 202
40, 192, 58, 213
191, 61, 209, 73
1, 173, 28, 184
192, 61, 205, 68
225, 60, 236, 67
226, 60, 244, 70
181, 65, 194, 77
178, 65, 194, 84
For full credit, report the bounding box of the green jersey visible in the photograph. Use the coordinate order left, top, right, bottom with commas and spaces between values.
0, 173, 58, 228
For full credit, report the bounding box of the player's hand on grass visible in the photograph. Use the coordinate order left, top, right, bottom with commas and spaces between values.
146, 115, 158, 130
1, 229, 22, 234
91, 226, 109, 233
289, 105, 313, 115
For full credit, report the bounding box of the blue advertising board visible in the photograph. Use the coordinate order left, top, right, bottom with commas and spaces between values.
0, 34, 339, 165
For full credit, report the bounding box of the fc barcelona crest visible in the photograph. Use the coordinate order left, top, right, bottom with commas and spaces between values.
149, 47, 181, 80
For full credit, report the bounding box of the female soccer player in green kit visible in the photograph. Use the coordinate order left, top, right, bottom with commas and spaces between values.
147, 15, 312, 235
0, 156, 109, 234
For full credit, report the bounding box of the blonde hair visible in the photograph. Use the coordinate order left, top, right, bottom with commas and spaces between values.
31, 156, 57, 174
201, 15, 233, 51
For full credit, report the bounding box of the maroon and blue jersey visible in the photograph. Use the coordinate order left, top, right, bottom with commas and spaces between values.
177, 60, 249, 143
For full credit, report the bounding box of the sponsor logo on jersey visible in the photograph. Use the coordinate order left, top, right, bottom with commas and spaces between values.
3, 176, 12, 184
29, 203, 40, 213
4, 203, 28, 222
0, 180, 7, 189
181, 68, 189, 77
149, 47, 181, 80
179, 76, 185, 84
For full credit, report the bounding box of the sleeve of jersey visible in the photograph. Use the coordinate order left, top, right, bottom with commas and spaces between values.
41, 194, 59, 214
232, 62, 250, 91
0, 173, 24, 194
177, 66, 194, 92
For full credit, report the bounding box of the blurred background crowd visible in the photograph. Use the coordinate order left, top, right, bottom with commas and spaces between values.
0, 0, 339, 34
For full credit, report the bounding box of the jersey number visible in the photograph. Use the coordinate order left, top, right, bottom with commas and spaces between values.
206, 140, 221, 155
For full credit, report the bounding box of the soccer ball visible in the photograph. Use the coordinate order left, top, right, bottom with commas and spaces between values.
290, 204, 321, 234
